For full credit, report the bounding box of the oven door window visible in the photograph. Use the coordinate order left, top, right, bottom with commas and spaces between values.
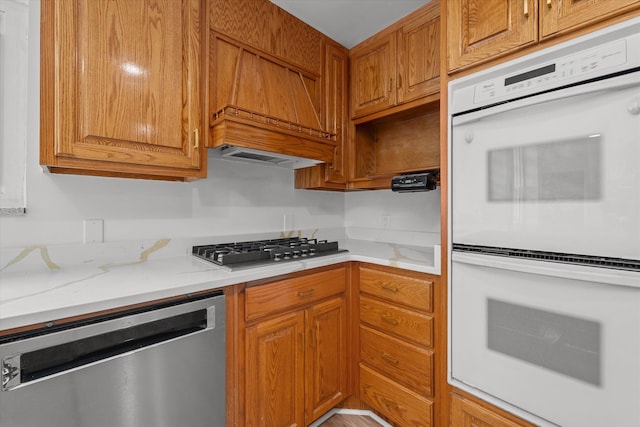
488, 135, 601, 202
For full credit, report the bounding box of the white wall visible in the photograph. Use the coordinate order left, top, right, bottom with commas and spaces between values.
345, 189, 441, 246
0, 0, 438, 249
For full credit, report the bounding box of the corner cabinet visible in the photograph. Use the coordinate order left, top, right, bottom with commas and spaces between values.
447, 0, 640, 72
236, 265, 350, 426
40, 0, 206, 181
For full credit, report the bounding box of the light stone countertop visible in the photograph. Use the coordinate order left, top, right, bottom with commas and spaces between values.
0, 239, 440, 331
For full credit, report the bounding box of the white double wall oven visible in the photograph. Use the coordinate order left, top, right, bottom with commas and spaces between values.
448, 18, 640, 427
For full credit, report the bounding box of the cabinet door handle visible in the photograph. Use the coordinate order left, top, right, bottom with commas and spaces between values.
381, 352, 400, 365
297, 289, 315, 297
547, 0, 552, 8
523, 0, 529, 17
389, 78, 393, 93
380, 283, 399, 293
193, 128, 199, 149
381, 314, 399, 325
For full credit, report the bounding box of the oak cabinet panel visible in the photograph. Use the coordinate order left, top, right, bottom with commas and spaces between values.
448, 0, 640, 72
356, 264, 440, 425
305, 297, 349, 422
360, 364, 433, 427
40, 0, 205, 180
540, 0, 640, 38
447, 0, 536, 71
350, 1, 440, 119
295, 40, 349, 190
240, 265, 349, 426
246, 312, 305, 427
451, 393, 536, 427
397, 9, 441, 104
350, 32, 398, 119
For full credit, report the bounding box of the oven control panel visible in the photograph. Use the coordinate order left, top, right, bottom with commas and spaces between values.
473, 39, 628, 104
448, 17, 640, 115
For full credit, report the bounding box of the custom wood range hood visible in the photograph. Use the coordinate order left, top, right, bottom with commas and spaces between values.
208, 35, 337, 168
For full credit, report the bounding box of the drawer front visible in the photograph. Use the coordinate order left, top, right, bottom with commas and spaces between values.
245, 266, 346, 321
360, 364, 433, 427
360, 325, 433, 396
360, 296, 433, 347
360, 267, 433, 312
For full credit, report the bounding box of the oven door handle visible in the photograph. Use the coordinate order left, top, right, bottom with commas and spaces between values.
451, 250, 639, 289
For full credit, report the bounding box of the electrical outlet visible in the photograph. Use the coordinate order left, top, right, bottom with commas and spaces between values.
83, 219, 104, 243
381, 215, 391, 228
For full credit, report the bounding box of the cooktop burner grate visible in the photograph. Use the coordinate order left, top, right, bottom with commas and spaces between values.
192, 237, 346, 269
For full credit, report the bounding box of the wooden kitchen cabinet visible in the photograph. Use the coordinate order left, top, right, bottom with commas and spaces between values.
451, 392, 537, 427
239, 265, 350, 426
356, 264, 439, 427
350, 32, 398, 119
447, 0, 640, 72
350, 1, 440, 119
295, 40, 350, 190
40, 0, 206, 181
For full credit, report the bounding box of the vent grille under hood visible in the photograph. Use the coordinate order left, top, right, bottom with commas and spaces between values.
209, 35, 336, 167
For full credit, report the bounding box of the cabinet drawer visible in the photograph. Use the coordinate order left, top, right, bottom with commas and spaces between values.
360, 267, 432, 312
245, 266, 346, 321
360, 325, 433, 396
360, 296, 433, 347
360, 364, 433, 427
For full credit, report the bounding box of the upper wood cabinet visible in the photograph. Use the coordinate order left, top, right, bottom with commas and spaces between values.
295, 40, 350, 190
350, 32, 398, 119
448, 0, 640, 72
40, 0, 206, 181
350, 1, 440, 120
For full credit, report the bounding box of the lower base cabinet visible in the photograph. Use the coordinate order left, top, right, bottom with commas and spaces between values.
238, 265, 350, 426
356, 263, 439, 426
451, 393, 536, 427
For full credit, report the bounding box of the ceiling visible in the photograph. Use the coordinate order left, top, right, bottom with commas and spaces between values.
268, 0, 432, 48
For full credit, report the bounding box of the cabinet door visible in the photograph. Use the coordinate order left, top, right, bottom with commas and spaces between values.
540, 0, 640, 38
447, 0, 537, 71
41, 0, 203, 178
305, 297, 348, 424
350, 32, 397, 118
397, 10, 440, 104
294, 39, 348, 190
451, 393, 534, 427
246, 311, 305, 427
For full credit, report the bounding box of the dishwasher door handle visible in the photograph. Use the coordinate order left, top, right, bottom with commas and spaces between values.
1, 306, 212, 391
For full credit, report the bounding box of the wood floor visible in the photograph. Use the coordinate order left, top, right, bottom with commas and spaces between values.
317, 413, 384, 427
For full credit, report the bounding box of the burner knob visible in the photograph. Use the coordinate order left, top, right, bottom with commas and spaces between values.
301, 249, 308, 257
283, 251, 292, 260
292, 250, 301, 258
309, 248, 316, 256
273, 253, 283, 261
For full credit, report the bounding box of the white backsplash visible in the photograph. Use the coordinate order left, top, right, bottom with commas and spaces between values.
345, 188, 441, 247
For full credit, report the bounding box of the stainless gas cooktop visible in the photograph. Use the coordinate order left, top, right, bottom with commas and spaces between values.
192, 237, 347, 270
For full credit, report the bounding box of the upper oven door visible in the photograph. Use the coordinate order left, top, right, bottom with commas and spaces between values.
451, 71, 640, 260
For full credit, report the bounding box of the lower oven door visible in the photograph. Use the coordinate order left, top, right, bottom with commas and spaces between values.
449, 251, 640, 427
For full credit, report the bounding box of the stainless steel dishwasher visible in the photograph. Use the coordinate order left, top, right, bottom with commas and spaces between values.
0, 290, 226, 427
